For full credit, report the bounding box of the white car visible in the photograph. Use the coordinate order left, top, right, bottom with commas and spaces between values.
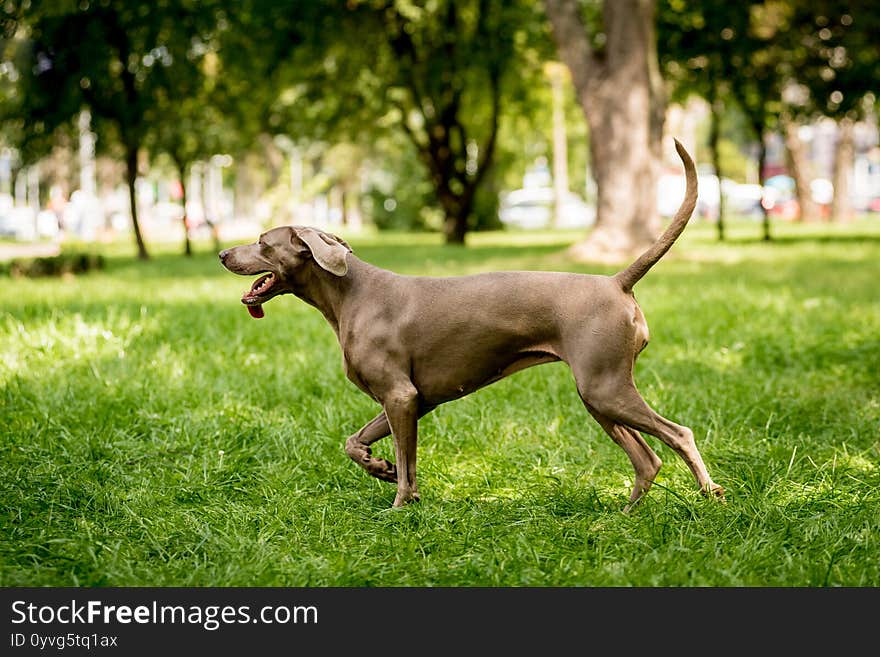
499, 187, 595, 229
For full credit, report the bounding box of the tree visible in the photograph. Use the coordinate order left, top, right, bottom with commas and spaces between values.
373, 1, 511, 244
7, 1, 216, 259
146, 7, 226, 256
662, 1, 880, 230
218, 0, 546, 245
658, 1, 754, 240
149, 92, 210, 256
729, 1, 880, 230
785, 1, 880, 222
543, 0, 666, 262
720, 2, 799, 241
713, 2, 818, 229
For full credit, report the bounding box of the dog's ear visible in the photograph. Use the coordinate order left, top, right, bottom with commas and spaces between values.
327, 232, 352, 252
295, 227, 351, 276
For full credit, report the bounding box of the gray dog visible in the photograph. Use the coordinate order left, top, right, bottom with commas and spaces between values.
220, 139, 724, 510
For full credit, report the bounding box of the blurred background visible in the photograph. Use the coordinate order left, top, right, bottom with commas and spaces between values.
0, 0, 878, 260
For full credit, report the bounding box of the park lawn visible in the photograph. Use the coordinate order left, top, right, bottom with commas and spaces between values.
1, 218, 878, 587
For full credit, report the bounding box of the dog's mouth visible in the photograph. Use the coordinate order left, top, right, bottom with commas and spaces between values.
241, 272, 280, 319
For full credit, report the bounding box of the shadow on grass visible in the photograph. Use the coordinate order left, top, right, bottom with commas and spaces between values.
715, 232, 880, 247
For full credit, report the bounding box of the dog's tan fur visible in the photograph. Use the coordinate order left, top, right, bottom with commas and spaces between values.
220, 139, 724, 509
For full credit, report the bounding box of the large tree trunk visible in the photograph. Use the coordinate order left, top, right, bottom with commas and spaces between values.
832, 118, 854, 223
125, 145, 149, 260
783, 118, 820, 222
544, 0, 663, 263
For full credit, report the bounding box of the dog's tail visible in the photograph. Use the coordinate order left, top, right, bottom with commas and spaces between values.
614, 138, 697, 293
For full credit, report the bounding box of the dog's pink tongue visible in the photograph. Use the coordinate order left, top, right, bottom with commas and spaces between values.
247, 304, 264, 319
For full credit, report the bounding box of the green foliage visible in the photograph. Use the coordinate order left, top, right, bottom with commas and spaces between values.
216, 0, 549, 239
1, 221, 879, 586
360, 0, 548, 240
660, 0, 880, 127
5, 0, 877, 244
658, 0, 777, 134
470, 171, 503, 231
7, 1, 217, 158
212, 1, 329, 141
715, 139, 753, 183
497, 64, 591, 202
0, 0, 573, 238
359, 129, 438, 232
784, 1, 880, 120
2, 1, 228, 258
692, 103, 756, 183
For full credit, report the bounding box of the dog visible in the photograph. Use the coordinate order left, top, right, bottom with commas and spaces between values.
220, 139, 724, 510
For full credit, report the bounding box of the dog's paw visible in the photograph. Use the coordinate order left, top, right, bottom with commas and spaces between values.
374, 459, 398, 483
363, 456, 397, 483
702, 482, 726, 501
392, 490, 421, 507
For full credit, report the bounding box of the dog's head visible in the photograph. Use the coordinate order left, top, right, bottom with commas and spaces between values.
219, 225, 352, 318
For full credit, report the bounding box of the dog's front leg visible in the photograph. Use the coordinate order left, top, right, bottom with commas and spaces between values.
345, 412, 398, 483
382, 384, 420, 507
345, 404, 437, 485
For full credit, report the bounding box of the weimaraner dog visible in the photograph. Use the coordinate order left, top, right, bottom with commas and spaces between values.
220, 139, 724, 510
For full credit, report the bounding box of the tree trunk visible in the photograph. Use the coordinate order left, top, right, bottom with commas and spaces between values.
756, 135, 771, 242
443, 216, 467, 244
545, 0, 663, 263
399, 89, 497, 246
175, 158, 192, 257
439, 191, 470, 245
200, 162, 222, 253
783, 118, 819, 222
832, 118, 854, 223
339, 186, 349, 226
385, 1, 501, 247
125, 145, 149, 260
708, 81, 725, 241
548, 63, 569, 229
342, 181, 364, 231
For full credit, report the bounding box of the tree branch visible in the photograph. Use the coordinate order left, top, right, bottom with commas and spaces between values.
542, 0, 603, 98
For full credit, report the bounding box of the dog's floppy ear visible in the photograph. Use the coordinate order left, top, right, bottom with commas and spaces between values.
295, 227, 351, 276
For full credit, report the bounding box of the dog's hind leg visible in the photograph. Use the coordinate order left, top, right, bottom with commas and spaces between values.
584, 405, 662, 512
345, 404, 436, 484
575, 364, 724, 500
597, 383, 723, 499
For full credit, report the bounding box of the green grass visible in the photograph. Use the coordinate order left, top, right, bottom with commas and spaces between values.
1, 218, 879, 586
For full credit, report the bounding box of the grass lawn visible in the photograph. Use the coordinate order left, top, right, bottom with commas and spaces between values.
1, 218, 878, 586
